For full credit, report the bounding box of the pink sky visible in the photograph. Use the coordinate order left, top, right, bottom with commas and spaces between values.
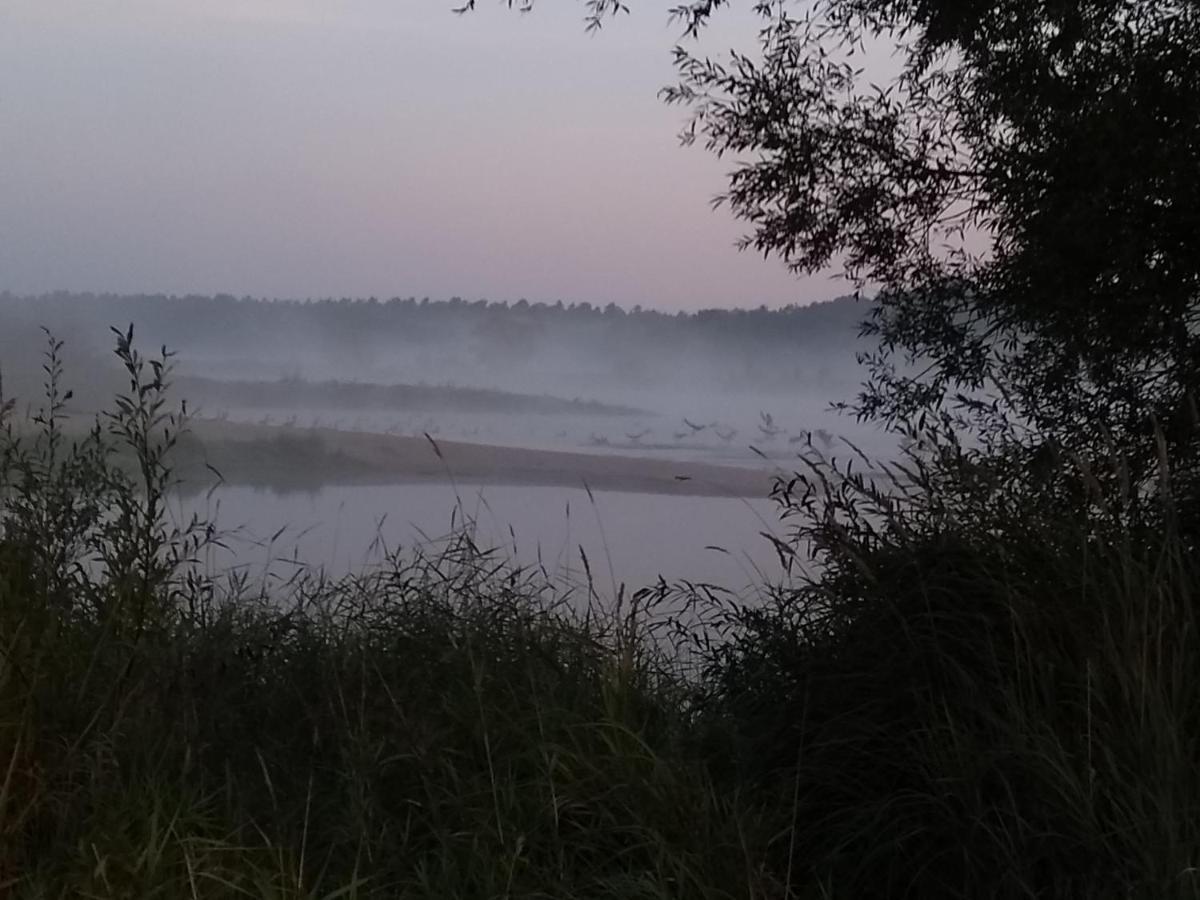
0, 1, 843, 310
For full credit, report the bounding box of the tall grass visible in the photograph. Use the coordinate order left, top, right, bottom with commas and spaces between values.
694, 437, 1200, 898
0, 332, 771, 898
3, 330, 1200, 898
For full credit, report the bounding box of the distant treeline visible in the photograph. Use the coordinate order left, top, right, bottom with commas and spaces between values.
0, 291, 871, 393
0, 290, 866, 339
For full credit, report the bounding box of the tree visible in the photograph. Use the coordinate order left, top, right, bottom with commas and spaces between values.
674, 1, 1198, 475
477, 0, 1200, 519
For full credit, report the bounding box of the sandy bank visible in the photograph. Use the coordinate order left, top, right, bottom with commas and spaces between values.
189, 419, 780, 498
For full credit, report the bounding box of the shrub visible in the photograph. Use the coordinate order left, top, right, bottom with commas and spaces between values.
696, 442, 1200, 899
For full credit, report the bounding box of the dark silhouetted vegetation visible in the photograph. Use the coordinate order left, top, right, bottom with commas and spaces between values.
656, 0, 1200, 521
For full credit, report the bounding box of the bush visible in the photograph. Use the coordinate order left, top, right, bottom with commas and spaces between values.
696, 443, 1200, 899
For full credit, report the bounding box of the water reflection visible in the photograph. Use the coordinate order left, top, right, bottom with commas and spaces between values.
178, 482, 787, 595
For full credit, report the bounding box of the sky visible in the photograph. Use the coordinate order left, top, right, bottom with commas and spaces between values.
0, 1, 842, 311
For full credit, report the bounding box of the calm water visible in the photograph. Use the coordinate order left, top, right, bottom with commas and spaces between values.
179, 482, 788, 594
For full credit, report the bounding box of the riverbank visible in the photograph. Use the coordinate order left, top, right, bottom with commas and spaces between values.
183, 417, 779, 497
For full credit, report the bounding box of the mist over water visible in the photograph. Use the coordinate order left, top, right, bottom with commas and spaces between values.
2, 292, 883, 594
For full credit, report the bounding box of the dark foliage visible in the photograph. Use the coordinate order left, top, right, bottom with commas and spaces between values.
658, 0, 1200, 520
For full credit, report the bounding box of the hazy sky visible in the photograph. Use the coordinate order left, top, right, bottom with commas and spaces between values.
0, 1, 841, 310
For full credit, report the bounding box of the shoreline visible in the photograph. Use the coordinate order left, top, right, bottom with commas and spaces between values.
186, 418, 782, 498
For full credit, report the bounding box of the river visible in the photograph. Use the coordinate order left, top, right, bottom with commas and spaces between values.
178, 482, 789, 595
